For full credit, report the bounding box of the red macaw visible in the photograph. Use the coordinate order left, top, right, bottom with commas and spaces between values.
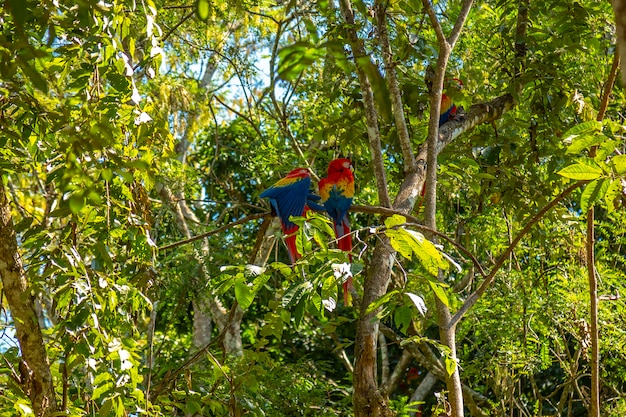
319, 158, 355, 305
439, 78, 463, 126
260, 168, 324, 264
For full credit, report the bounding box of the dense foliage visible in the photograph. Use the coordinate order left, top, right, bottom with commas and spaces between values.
1, 0, 625, 416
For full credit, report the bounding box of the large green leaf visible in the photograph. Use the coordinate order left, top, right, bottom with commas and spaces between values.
428, 280, 449, 307
562, 120, 603, 154
612, 154, 626, 175
557, 161, 604, 180
234, 274, 255, 309
580, 178, 609, 212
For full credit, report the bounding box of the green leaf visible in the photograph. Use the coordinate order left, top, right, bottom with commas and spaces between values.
386, 229, 414, 260
394, 305, 412, 334
365, 290, 399, 315
282, 281, 312, 308
612, 155, 626, 175
557, 162, 603, 180
196, 0, 211, 21
277, 42, 325, 81
444, 356, 457, 376
407, 230, 447, 275
565, 134, 604, 155
69, 193, 85, 213
384, 214, 406, 228
428, 280, 449, 307
98, 398, 113, 417
17, 59, 48, 93
357, 56, 392, 122
234, 274, 254, 309
562, 120, 602, 147
604, 179, 624, 213
92, 381, 113, 401
580, 178, 608, 212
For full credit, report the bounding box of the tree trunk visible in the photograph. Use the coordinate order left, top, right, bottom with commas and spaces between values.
0, 178, 58, 416
353, 241, 395, 417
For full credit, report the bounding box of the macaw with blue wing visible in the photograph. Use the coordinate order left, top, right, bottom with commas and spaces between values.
260, 168, 324, 264
439, 78, 463, 126
319, 158, 355, 305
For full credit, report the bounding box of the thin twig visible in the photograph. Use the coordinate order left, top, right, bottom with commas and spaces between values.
157, 213, 268, 251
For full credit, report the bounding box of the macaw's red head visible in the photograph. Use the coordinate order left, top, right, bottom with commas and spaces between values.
285, 168, 311, 179
327, 158, 354, 176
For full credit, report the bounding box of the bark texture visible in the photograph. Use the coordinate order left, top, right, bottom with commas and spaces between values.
0, 179, 58, 416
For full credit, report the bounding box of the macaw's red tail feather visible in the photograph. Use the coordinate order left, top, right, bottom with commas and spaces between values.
333, 218, 352, 261
343, 277, 353, 306
282, 223, 300, 264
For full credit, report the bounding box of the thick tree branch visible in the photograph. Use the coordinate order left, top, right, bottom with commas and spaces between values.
421, 2, 474, 415
381, 350, 412, 396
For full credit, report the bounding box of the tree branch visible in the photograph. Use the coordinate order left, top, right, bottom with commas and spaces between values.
375, 1, 417, 173
158, 212, 268, 252
339, 0, 391, 208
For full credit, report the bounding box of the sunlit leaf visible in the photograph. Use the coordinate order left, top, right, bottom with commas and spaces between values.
604, 179, 623, 213
557, 162, 603, 180
562, 120, 602, 145
580, 178, 608, 212
445, 356, 457, 376
384, 214, 406, 228
612, 154, 626, 175
428, 280, 449, 307
365, 290, 399, 315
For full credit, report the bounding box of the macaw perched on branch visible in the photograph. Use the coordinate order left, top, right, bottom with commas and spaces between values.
260, 168, 324, 264
413, 78, 464, 215
319, 158, 355, 305
439, 78, 463, 126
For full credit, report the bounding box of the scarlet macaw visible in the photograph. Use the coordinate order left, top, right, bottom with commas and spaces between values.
439, 78, 463, 126
260, 168, 324, 264
319, 158, 355, 305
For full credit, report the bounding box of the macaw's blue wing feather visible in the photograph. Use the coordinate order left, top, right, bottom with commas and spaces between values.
323, 187, 353, 227
260, 175, 310, 230
306, 192, 326, 212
